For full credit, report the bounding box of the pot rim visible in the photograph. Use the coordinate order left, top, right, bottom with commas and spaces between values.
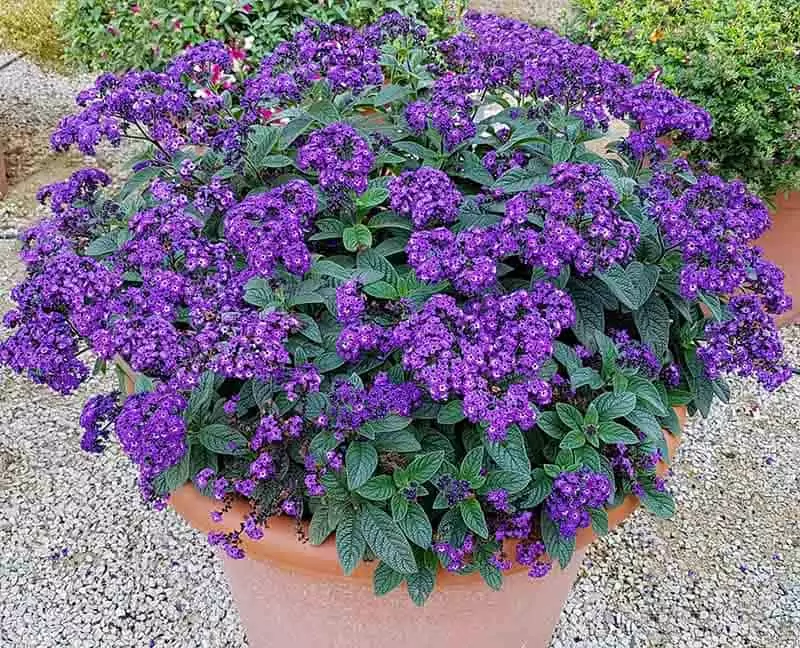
117, 358, 685, 587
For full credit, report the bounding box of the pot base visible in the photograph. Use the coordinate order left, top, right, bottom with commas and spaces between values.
222, 548, 586, 648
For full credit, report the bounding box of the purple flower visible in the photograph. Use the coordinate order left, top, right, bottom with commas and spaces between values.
296, 123, 374, 194
389, 167, 462, 228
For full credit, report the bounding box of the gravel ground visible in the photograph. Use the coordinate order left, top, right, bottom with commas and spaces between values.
0, 234, 797, 647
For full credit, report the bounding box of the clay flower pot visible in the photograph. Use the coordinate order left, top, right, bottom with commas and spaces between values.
120, 361, 684, 648
757, 191, 800, 325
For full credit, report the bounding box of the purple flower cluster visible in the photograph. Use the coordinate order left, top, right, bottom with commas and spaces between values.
406, 225, 516, 295
389, 167, 462, 228
297, 123, 375, 194
699, 296, 792, 390
245, 20, 382, 105
545, 469, 611, 538
114, 386, 188, 500
433, 534, 476, 571
225, 179, 318, 277
394, 285, 574, 440
613, 329, 661, 378
504, 163, 639, 276
79, 392, 121, 453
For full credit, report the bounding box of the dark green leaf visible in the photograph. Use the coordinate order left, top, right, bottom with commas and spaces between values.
589, 507, 609, 536
345, 442, 378, 490
482, 470, 531, 494
484, 426, 531, 474
359, 503, 417, 575
398, 502, 433, 548
373, 561, 404, 596
480, 562, 504, 591
405, 568, 435, 606
343, 224, 373, 252
519, 470, 553, 507
597, 421, 639, 445
540, 510, 575, 569
593, 392, 637, 420
309, 505, 334, 545
537, 410, 566, 438
405, 451, 445, 484
373, 84, 409, 106
356, 475, 395, 501
197, 424, 248, 455
459, 446, 484, 481
459, 498, 488, 538
336, 509, 366, 575
436, 400, 465, 425
640, 489, 676, 518
556, 403, 584, 430
373, 428, 422, 453
633, 295, 671, 359
560, 428, 587, 449
363, 281, 399, 299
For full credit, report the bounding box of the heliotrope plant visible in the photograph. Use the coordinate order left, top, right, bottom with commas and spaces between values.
0, 12, 792, 605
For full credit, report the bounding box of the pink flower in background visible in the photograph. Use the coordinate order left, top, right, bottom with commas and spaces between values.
131, 4, 141, 14
242, 4, 254, 13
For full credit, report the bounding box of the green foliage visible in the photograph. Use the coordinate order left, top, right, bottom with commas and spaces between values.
566, 0, 800, 195
0, 0, 63, 66
54, 0, 466, 72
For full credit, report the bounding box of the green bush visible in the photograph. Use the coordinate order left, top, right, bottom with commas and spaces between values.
55, 0, 465, 74
0, 0, 62, 66
566, 0, 800, 196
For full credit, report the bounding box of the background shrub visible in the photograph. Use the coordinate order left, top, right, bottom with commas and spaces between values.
55, 0, 465, 73
0, 0, 63, 66
566, 0, 800, 197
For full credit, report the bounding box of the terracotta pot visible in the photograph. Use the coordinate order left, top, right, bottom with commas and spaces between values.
757, 191, 800, 325
119, 365, 684, 646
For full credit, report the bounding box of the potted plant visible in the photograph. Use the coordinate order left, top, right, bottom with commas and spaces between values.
566, 0, 800, 324
0, 12, 791, 648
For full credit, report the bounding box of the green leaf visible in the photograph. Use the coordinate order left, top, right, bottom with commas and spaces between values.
197, 424, 248, 455
295, 313, 323, 344
359, 503, 417, 575
593, 392, 637, 420
255, 154, 293, 169
492, 166, 548, 194
589, 507, 609, 536
536, 411, 565, 439
640, 489, 676, 518
315, 351, 345, 373
459, 498, 489, 538
436, 400, 465, 424
373, 427, 421, 453
480, 562, 504, 591
597, 262, 660, 310
343, 224, 373, 252
372, 84, 409, 106
345, 442, 379, 490
519, 470, 553, 507
484, 426, 531, 474
550, 138, 574, 163
571, 283, 606, 350
633, 294, 671, 359
133, 374, 154, 394
243, 277, 276, 309
356, 475, 395, 501
361, 415, 412, 439
368, 211, 413, 231
560, 428, 587, 450
405, 451, 445, 484
373, 562, 404, 596
398, 502, 433, 548
390, 492, 409, 521
482, 470, 531, 494
357, 248, 398, 284
454, 150, 494, 186
306, 99, 340, 125
624, 408, 662, 439
152, 451, 191, 495
405, 568, 436, 606
336, 509, 366, 575
309, 505, 334, 545
540, 510, 575, 569
597, 421, 639, 445
628, 376, 669, 416
357, 186, 389, 210
85, 232, 121, 258
278, 116, 312, 149
459, 446, 484, 482
362, 280, 399, 299
556, 403, 584, 430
